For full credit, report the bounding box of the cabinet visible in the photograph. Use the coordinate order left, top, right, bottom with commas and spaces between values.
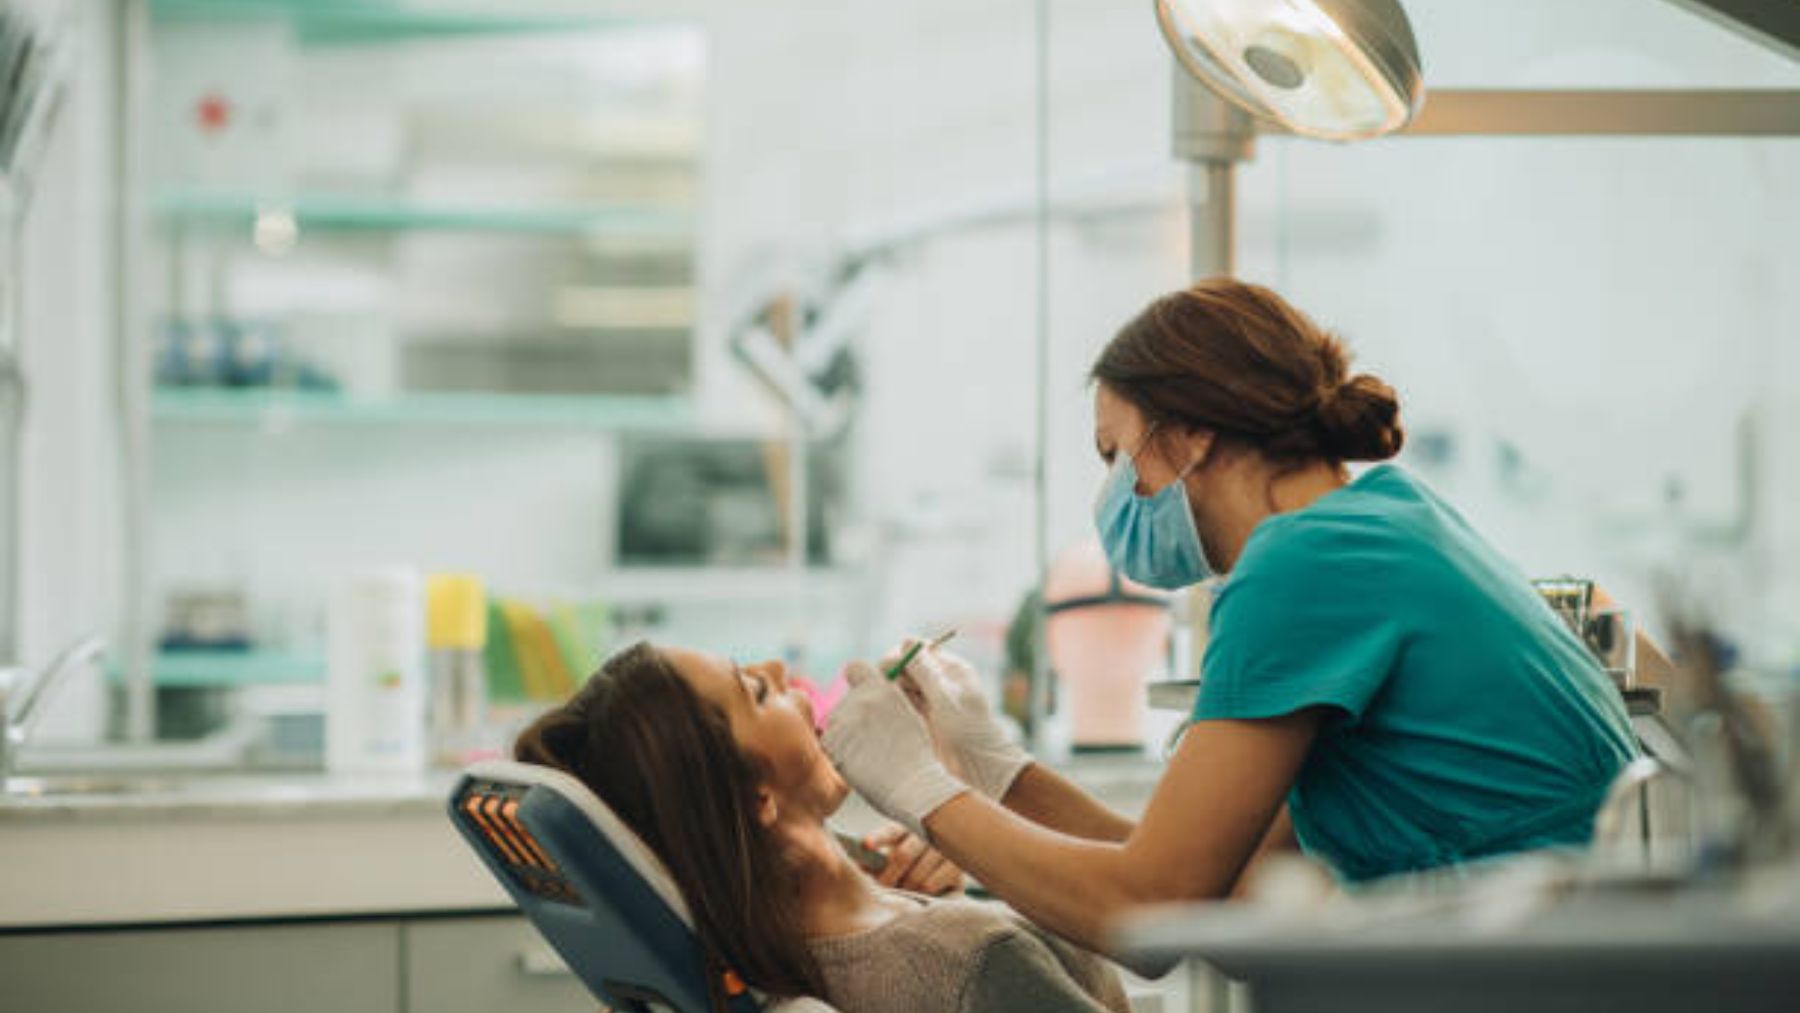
0, 914, 596, 1013
405, 915, 593, 1013
0, 921, 401, 1013
0, 910, 1206, 1012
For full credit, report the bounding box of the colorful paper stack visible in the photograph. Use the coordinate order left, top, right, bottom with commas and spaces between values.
484, 598, 610, 704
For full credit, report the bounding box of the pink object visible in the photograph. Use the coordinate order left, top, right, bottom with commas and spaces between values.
1044, 537, 1172, 748
794, 673, 849, 732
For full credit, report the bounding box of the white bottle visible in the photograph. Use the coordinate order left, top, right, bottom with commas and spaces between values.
327, 568, 427, 774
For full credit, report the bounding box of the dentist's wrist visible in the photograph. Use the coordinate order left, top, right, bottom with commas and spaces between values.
961, 742, 1032, 803
884, 764, 973, 842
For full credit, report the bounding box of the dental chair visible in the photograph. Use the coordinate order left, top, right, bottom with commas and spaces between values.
449, 760, 838, 1013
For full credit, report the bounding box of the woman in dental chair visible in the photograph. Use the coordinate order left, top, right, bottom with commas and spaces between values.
515, 642, 1129, 1013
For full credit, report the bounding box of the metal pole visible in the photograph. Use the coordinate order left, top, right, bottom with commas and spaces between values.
0, 178, 23, 667
1027, 0, 1054, 757
1188, 162, 1236, 280
115, 0, 153, 742
1172, 69, 1254, 280
1171, 69, 1254, 680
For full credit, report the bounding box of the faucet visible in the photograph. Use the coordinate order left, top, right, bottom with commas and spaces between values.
0, 634, 106, 785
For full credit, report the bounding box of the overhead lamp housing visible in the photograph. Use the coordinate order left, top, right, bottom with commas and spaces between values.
1156, 0, 1425, 142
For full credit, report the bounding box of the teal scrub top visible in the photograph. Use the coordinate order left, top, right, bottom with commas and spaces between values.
1194, 464, 1638, 883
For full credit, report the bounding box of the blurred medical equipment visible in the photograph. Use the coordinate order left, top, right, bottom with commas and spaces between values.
450, 760, 839, 1013
1155, 0, 1424, 141
1044, 539, 1172, 751
1532, 576, 1640, 691
615, 436, 843, 567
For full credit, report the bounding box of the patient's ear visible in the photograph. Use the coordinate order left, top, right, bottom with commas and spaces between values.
754, 785, 779, 828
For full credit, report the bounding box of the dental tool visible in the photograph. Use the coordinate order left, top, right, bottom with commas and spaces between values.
884, 628, 958, 681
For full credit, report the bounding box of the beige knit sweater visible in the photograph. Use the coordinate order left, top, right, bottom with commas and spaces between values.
807, 892, 1130, 1013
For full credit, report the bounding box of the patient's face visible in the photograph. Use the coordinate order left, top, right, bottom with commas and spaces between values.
663, 646, 850, 823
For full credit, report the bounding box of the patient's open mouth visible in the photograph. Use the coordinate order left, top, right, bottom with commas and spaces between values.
793, 671, 848, 734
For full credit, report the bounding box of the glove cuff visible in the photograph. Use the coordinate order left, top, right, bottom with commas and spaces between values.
885, 764, 971, 841
964, 743, 1032, 802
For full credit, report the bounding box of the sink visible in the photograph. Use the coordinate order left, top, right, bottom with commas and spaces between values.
2, 774, 198, 798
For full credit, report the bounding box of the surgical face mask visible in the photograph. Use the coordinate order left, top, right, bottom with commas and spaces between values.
1093, 430, 1212, 590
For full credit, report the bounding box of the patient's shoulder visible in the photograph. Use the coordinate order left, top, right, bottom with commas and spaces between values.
819, 895, 1021, 966
807, 897, 1033, 1006
809, 895, 1127, 1013
890, 895, 1024, 946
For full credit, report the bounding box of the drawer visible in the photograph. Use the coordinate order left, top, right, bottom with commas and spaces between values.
0, 920, 400, 1013
405, 915, 596, 1013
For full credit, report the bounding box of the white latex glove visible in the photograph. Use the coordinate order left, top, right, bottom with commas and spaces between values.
888, 644, 1033, 803
821, 661, 969, 839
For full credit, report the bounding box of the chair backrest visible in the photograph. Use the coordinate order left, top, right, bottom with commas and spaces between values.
449, 759, 763, 1013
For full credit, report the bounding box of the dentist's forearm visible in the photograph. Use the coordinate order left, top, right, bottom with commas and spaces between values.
1001, 762, 1135, 843
923, 792, 1186, 953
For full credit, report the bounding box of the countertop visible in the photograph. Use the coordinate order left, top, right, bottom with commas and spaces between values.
0, 751, 1165, 824
0, 753, 1166, 930
0, 770, 458, 825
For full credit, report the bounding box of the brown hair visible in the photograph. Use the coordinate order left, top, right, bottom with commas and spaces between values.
513, 642, 823, 1007
1090, 278, 1403, 465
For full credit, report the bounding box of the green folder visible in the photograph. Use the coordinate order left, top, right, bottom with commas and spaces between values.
484, 599, 527, 703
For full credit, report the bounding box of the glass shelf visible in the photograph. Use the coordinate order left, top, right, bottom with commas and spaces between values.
153, 189, 694, 237
137, 649, 325, 687
587, 566, 865, 604
151, 388, 694, 430
148, 1, 674, 47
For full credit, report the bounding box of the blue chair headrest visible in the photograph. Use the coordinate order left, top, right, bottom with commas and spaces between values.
450, 759, 766, 1013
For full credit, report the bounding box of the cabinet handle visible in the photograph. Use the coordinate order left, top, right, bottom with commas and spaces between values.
517, 945, 574, 977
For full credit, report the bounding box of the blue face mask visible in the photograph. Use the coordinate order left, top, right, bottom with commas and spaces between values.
1093, 430, 1212, 590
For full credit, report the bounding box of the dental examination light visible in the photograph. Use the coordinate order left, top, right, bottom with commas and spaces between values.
1155, 0, 1424, 141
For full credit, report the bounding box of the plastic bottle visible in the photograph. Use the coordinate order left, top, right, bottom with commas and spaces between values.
327, 568, 427, 774
426, 573, 488, 767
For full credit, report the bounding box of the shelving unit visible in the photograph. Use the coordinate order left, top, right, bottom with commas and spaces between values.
143, 649, 325, 687
150, 387, 694, 430
148, 0, 657, 46
123, 565, 866, 690
153, 189, 695, 237
584, 566, 865, 605
114, 2, 856, 741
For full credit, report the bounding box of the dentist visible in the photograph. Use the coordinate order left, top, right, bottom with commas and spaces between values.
823, 279, 1638, 956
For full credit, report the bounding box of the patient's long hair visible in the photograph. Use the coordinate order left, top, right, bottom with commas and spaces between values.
514, 642, 824, 1007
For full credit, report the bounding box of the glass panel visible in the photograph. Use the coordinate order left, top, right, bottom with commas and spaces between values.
1040, 0, 1800, 677
1411, 0, 1800, 89
1234, 132, 1800, 653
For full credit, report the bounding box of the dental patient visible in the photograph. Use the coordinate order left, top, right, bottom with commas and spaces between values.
514, 642, 1128, 1013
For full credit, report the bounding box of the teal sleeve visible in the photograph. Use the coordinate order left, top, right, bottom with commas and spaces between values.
1195, 519, 1402, 725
